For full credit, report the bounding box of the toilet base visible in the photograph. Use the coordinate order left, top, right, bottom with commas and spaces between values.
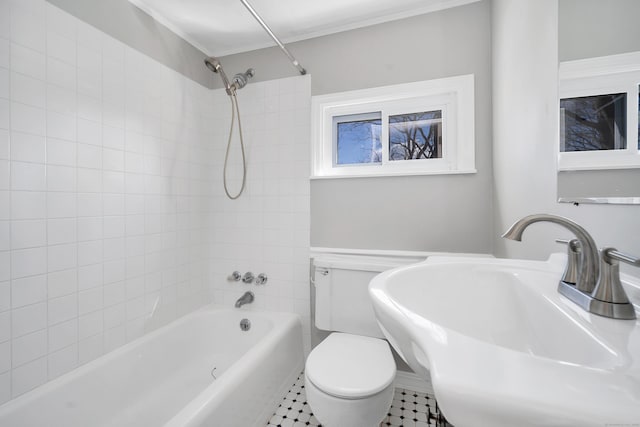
305, 372, 394, 427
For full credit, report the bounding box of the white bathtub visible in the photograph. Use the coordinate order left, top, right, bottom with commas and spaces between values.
0, 305, 304, 427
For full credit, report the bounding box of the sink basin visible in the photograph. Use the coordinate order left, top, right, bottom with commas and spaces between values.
369, 254, 640, 427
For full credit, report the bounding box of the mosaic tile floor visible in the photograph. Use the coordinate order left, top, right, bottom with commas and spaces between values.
267, 373, 452, 427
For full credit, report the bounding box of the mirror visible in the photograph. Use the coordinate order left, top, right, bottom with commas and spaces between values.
557, 0, 640, 205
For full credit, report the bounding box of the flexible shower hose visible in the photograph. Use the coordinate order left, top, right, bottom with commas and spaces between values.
223, 90, 247, 199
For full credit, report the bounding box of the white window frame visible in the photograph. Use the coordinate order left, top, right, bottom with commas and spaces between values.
559, 52, 640, 171
311, 75, 476, 179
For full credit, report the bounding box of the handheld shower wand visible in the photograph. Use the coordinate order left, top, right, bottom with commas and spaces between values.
204, 56, 254, 200
205, 56, 234, 95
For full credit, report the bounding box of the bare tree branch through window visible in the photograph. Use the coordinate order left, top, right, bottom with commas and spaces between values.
389, 111, 442, 161
560, 94, 626, 152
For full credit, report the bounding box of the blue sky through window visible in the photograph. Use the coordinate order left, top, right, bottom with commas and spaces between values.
336, 118, 382, 164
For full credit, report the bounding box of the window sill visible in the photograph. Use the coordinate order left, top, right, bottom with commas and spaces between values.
309, 168, 477, 179
558, 153, 640, 171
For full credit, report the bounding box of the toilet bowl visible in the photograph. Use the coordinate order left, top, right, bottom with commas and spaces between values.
305, 332, 396, 427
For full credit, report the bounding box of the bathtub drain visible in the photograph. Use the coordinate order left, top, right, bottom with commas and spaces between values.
240, 318, 251, 331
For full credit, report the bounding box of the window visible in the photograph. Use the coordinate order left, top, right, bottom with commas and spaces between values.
311, 75, 475, 178
559, 52, 640, 170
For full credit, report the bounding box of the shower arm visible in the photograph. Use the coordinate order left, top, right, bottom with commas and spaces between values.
239, 0, 307, 76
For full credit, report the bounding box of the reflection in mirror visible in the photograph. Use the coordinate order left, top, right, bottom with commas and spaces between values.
557, 0, 640, 205
560, 94, 627, 152
558, 169, 640, 205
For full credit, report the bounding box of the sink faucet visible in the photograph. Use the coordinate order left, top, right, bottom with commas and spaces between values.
503, 214, 636, 320
502, 214, 599, 294
235, 291, 254, 308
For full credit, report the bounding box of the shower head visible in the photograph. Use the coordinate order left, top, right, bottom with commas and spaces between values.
204, 56, 254, 96
205, 56, 233, 95
204, 56, 222, 73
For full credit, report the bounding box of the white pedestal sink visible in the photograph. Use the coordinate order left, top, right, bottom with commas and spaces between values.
369, 254, 640, 427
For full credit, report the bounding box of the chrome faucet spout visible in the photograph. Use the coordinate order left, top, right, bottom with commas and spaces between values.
235, 291, 254, 308
502, 214, 599, 293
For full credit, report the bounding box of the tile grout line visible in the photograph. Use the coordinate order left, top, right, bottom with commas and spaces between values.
7, 10, 12, 401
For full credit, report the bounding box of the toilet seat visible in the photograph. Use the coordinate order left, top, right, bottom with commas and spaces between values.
305, 332, 396, 399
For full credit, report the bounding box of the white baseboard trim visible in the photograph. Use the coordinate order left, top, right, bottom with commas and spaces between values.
394, 370, 434, 395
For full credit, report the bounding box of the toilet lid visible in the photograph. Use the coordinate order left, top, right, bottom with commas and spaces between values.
305, 333, 396, 399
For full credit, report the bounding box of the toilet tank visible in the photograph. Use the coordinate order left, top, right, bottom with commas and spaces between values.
312, 254, 425, 339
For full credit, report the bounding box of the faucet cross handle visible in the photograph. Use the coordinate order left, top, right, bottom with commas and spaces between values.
255, 273, 268, 285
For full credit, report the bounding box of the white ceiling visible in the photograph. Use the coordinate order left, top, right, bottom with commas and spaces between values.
128, 0, 480, 57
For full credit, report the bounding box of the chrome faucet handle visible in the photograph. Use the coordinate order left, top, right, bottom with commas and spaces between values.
555, 238, 574, 245
556, 239, 581, 285
605, 249, 640, 267
255, 273, 268, 285
590, 248, 637, 320
229, 271, 242, 282
242, 272, 255, 283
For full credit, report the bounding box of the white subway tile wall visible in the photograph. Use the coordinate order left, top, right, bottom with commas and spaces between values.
208, 75, 311, 355
0, 0, 312, 406
0, 0, 218, 403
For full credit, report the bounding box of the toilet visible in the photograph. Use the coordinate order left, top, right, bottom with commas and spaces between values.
305, 255, 408, 427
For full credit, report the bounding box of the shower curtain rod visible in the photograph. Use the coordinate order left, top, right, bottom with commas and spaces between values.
239, 0, 307, 75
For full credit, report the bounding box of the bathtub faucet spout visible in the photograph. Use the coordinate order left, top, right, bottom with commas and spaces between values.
235, 291, 254, 308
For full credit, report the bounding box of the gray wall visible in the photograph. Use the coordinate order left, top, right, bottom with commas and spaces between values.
46, 0, 214, 88
223, 1, 494, 253
559, 0, 640, 62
